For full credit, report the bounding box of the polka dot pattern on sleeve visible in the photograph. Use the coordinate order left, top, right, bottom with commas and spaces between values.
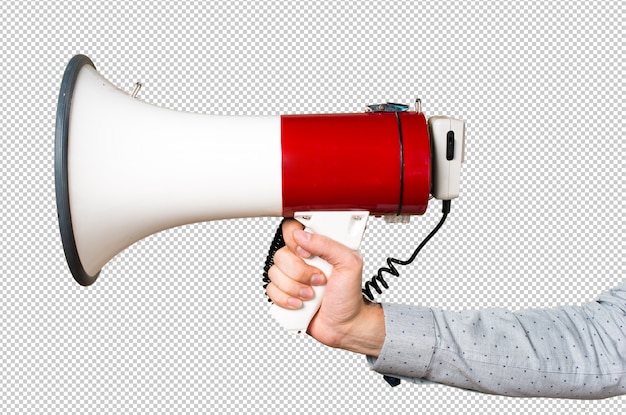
367, 282, 626, 398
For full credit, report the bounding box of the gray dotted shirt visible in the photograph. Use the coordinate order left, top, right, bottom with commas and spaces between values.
367, 282, 626, 398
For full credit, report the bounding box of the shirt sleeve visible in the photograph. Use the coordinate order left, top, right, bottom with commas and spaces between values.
367, 281, 626, 398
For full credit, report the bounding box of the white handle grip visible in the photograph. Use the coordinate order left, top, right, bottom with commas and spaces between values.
269, 211, 369, 334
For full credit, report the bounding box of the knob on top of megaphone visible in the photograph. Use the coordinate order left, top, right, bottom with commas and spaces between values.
55, 55, 432, 286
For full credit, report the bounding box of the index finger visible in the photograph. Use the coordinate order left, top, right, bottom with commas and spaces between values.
281, 218, 305, 251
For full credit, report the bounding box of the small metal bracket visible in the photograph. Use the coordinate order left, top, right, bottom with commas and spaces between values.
415, 98, 422, 113
384, 215, 411, 224
130, 82, 142, 98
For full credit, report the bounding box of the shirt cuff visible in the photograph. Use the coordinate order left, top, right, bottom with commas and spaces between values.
366, 302, 437, 380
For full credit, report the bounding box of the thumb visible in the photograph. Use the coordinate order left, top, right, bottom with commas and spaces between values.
293, 229, 362, 271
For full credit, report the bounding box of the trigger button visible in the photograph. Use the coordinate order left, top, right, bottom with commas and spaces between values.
446, 131, 455, 161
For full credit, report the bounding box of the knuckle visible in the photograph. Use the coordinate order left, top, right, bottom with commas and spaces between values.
293, 262, 313, 283
282, 219, 304, 249
345, 250, 363, 269
265, 282, 279, 301
266, 283, 290, 308
272, 247, 289, 265
266, 264, 279, 282
268, 265, 305, 297
274, 248, 311, 284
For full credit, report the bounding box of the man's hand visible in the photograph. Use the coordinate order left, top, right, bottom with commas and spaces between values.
265, 219, 385, 356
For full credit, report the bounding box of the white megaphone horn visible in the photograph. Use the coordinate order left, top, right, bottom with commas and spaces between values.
55, 54, 465, 334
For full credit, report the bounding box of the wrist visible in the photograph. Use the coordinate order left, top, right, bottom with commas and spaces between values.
337, 301, 385, 357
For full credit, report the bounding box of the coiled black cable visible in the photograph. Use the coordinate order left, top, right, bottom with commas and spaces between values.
362, 200, 451, 301
262, 218, 286, 302
263, 201, 451, 302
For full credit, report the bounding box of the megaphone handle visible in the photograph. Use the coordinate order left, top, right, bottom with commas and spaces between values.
269, 211, 369, 334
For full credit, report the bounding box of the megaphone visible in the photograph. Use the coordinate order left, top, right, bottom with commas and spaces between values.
55, 54, 465, 333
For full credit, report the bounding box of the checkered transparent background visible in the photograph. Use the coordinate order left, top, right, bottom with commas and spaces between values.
1, 0, 625, 413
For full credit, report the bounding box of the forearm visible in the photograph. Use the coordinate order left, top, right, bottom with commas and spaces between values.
366, 283, 626, 398
337, 301, 386, 357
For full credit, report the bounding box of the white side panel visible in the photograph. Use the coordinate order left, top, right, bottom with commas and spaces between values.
429, 116, 466, 200
68, 66, 282, 275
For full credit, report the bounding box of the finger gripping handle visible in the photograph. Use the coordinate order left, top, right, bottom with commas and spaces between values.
269, 211, 369, 334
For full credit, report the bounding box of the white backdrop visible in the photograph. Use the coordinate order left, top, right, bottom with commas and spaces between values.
1, 1, 625, 413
